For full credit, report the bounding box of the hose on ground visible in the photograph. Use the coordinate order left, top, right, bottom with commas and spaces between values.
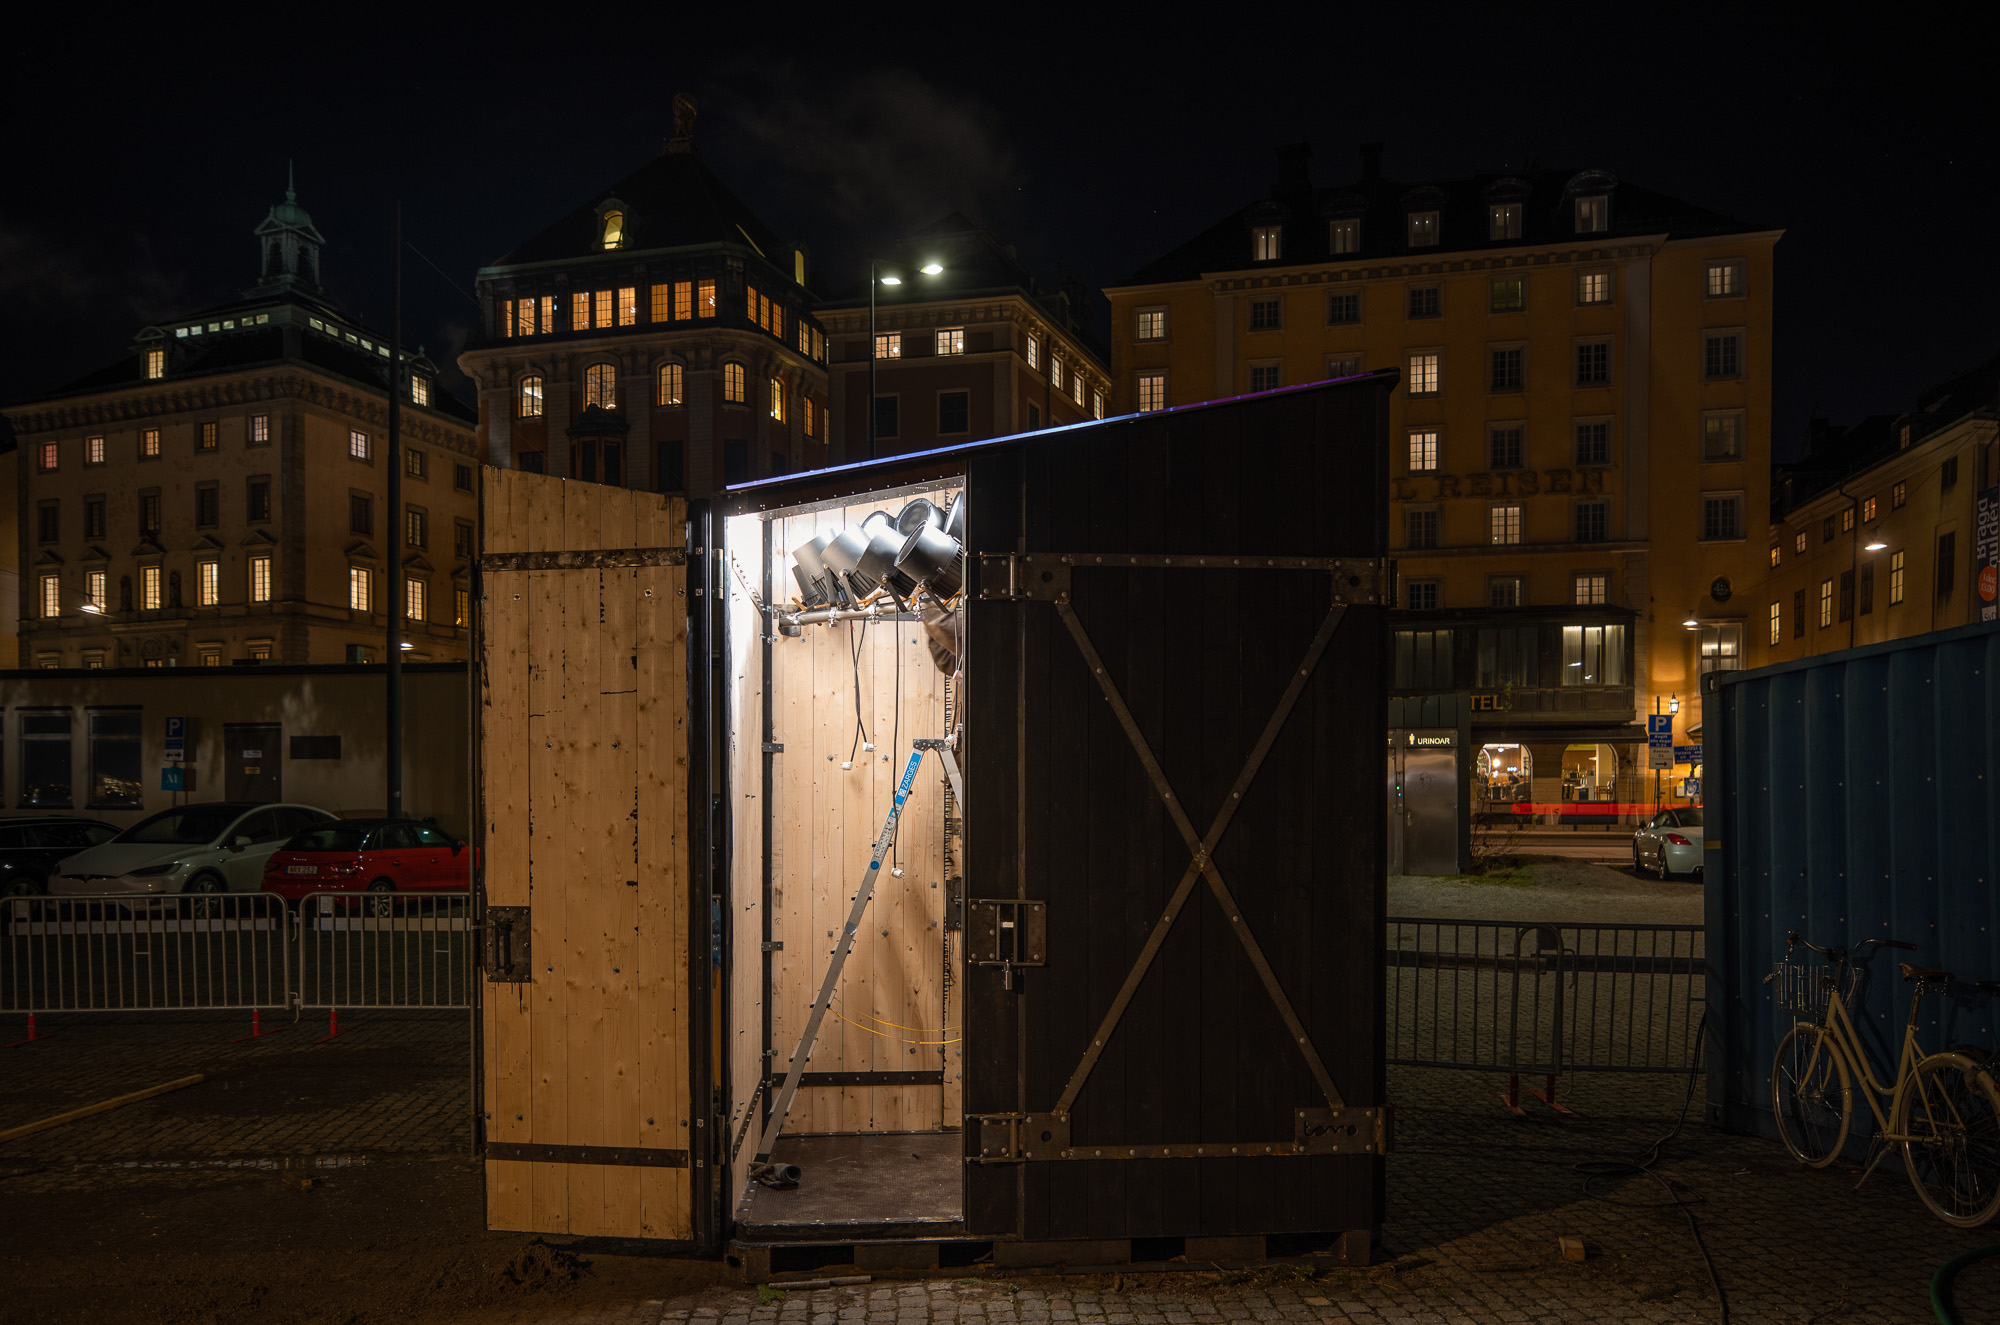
1932, 1243, 2000, 1324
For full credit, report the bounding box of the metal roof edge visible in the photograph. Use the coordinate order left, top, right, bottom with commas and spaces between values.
1713, 617, 2000, 689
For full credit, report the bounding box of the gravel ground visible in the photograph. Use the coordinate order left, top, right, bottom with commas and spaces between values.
1389, 859, 1702, 926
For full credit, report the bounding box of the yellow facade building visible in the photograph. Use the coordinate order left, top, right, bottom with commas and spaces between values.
1109, 145, 1780, 824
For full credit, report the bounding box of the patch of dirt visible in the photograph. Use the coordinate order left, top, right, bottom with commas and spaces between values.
1389, 858, 1701, 925
0, 1155, 726, 1325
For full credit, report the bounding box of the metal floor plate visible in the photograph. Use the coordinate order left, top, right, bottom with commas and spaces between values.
737, 1132, 964, 1236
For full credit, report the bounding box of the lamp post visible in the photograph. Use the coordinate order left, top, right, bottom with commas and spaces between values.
866, 258, 943, 461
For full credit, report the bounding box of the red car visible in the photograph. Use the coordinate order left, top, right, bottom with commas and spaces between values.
263, 819, 471, 902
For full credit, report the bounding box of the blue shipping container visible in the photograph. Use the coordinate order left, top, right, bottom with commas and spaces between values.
1707, 620, 2000, 1142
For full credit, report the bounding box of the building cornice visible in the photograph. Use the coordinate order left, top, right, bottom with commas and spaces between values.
1778, 414, 1998, 522
457, 326, 828, 391
9, 367, 477, 454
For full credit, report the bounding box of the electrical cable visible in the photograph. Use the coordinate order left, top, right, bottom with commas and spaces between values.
846, 619, 871, 764
1570, 1008, 1727, 1323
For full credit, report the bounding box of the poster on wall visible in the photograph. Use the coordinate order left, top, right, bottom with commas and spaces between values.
1976, 486, 1999, 624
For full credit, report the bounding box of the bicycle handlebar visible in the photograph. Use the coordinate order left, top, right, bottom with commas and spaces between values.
1786, 931, 1917, 959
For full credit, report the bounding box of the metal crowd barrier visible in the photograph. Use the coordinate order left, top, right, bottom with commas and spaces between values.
3, 892, 292, 1043
295, 891, 474, 1039
1385, 916, 1705, 1112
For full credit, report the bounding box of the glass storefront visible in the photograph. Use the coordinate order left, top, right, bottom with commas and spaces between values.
1475, 743, 1532, 815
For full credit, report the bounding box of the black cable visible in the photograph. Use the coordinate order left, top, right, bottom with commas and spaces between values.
1571, 1008, 1727, 1323
402, 239, 482, 312
847, 619, 871, 763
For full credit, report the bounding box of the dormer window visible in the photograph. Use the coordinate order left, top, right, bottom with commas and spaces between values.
1575, 195, 1608, 233
144, 347, 165, 380
411, 376, 430, 406
1252, 225, 1283, 261
1407, 211, 1439, 247
1489, 203, 1521, 239
601, 210, 626, 250
1329, 218, 1359, 254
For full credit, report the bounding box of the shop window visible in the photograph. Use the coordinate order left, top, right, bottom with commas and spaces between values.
20, 712, 73, 807
1477, 744, 1532, 806
1560, 623, 1626, 685
88, 710, 143, 808
1391, 628, 1454, 689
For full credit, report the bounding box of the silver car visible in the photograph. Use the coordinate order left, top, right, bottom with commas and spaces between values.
47, 803, 336, 897
1632, 807, 1705, 879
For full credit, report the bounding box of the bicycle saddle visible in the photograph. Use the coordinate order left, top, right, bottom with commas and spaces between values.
1901, 962, 1953, 982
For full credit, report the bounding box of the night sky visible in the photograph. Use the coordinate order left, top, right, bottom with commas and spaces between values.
4, 13, 1992, 460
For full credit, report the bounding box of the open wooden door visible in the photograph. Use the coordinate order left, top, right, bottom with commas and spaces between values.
477, 469, 698, 1241
960, 379, 1393, 1250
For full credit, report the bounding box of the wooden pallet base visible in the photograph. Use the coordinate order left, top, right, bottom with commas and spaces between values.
725, 1230, 1377, 1281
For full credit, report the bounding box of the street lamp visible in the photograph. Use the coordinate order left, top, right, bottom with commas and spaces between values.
868, 257, 945, 459
1865, 540, 1887, 551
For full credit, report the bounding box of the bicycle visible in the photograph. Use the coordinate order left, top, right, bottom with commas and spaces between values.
1767, 931, 2000, 1227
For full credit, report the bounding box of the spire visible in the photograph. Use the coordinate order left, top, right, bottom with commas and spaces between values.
250, 169, 327, 296
665, 92, 698, 155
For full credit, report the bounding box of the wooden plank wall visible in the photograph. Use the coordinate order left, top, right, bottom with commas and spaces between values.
725, 488, 963, 1144
481, 468, 692, 1239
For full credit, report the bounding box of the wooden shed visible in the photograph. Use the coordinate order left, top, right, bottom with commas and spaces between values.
474, 374, 1396, 1268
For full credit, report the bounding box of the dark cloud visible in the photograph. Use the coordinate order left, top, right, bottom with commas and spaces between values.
0, 223, 188, 330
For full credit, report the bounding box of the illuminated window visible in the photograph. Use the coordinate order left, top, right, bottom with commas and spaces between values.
1705, 260, 1744, 297
1051, 359, 1066, 392
697, 279, 716, 317
1137, 373, 1166, 412
1575, 195, 1608, 232
248, 642, 272, 661
1769, 601, 1782, 645
86, 435, 105, 464
200, 648, 221, 667
1330, 217, 1359, 254
571, 296, 590, 332
1252, 225, 1282, 261
1136, 309, 1166, 340
769, 377, 786, 422
455, 587, 470, 627
936, 327, 964, 355
771, 303, 783, 339
86, 570, 106, 612
875, 332, 902, 359
1893, 481, 1907, 509
1489, 203, 1522, 239
406, 577, 427, 622
406, 508, 427, 548
802, 398, 817, 437
144, 347, 165, 379
594, 290, 612, 328
37, 441, 58, 471
747, 287, 760, 322
1577, 271, 1611, 305
1795, 530, 1807, 554
40, 574, 60, 619
249, 415, 269, 446
1092, 389, 1105, 419
142, 428, 160, 458
656, 363, 683, 407
349, 566, 371, 612
518, 376, 544, 418
1490, 504, 1522, 546
1407, 352, 1439, 395
197, 560, 219, 607
499, 299, 514, 336
349, 429, 371, 461
1702, 412, 1744, 461
722, 362, 746, 404
1840, 507, 1855, 533
618, 287, 637, 326
1026, 335, 1041, 370
406, 447, 427, 479
668, 281, 690, 321
248, 556, 271, 604
1490, 279, 1524, 312
1890, 550, 1905, 604
601, 210, 625, 249
1574, 574, 1607, 605
540, 295, 554, 330
411, 376, 430, 406
584, 363, 617, 409
1407, 430, 1438, 472
1407, 211, 1439, 246
194, 421, 216, 451
650, 284, 671, 322
141, 565, 162, 611
516, 299, 535, 337
1770, 543, 1782, 568
1560, 624, 1625, 685
1819, 578, 1834, 628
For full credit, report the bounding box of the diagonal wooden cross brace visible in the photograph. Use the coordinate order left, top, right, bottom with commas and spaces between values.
1048, 592, 1350, 1116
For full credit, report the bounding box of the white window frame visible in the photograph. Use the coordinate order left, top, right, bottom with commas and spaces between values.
349, 566, 371, 612
349, 429, 371, 461
1576, 269, 1612, 305
1407, 351, 1440, 396
1136, 373, 1166, 413
1705, 259, 1745, 298
1574, 338, 1613, 387
1574, 573, 1608, 606
1329, 218, 1359, 254
874, 332, 902, 360
935, 327, 965, 356
1252, 225, 1282, 261
1025, 335, 1041, 370
1575, 194, 1609, 233
248, 554, 272, 604
1702, 410, 1746, 461
1489, 504, 1522, 546
1704, 330, 1746, 381
1702, 491, 1746, 542
197, 560, 219, 607
1407, 429, 1439, 473
86, 435, 106, 465
1135, 308, 1167, 342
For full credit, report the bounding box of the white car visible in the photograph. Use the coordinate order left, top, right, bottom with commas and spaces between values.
1632, 807, 1705, 879
47, 802, 336, 897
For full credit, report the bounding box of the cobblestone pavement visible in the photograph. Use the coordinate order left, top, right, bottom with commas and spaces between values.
0, 1008, 469, 1189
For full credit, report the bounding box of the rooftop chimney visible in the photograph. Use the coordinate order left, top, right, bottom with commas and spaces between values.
1360, 142, 1384, 182
1274, 142, 1312, 197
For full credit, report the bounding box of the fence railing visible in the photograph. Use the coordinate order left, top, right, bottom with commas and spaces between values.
3, 890, 473, 1041
1385, 917, 1705, 1096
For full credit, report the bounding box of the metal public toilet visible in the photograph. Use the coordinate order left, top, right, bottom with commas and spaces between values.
471, 374, 1396, 1270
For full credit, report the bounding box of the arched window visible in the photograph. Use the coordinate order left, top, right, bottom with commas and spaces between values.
656, 362, 684, 407
722, 361, 746, 404
585, 363, 618, 409
769, 377, 786, 422
517, 376, 544, 418
600, 210, 625, 250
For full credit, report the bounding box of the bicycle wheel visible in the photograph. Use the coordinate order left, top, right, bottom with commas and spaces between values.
1773, 1024, 1851, 1167
1899, 1052, 2000, 1227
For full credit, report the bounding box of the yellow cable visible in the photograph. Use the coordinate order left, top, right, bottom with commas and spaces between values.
823, 1007, 962, 1046
833, 997, 959, 1037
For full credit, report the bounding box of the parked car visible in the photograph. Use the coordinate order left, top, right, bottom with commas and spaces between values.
0, 817, 122, 897
1633, 807, 1705, 879
263, 819, 472, 904
46, 803, 336, 896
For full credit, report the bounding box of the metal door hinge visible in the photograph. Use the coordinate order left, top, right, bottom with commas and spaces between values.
763, 742, 784, 753
762, 940, 784, 952
1295, 1105, 1393, 1155
483, 907, 532, 982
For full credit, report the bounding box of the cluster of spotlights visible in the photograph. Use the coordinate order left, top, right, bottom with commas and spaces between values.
789, 495, 965, 618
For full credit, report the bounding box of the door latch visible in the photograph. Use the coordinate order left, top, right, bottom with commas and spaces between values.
967, 899, 1046, 989
483, 907, 532, 982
